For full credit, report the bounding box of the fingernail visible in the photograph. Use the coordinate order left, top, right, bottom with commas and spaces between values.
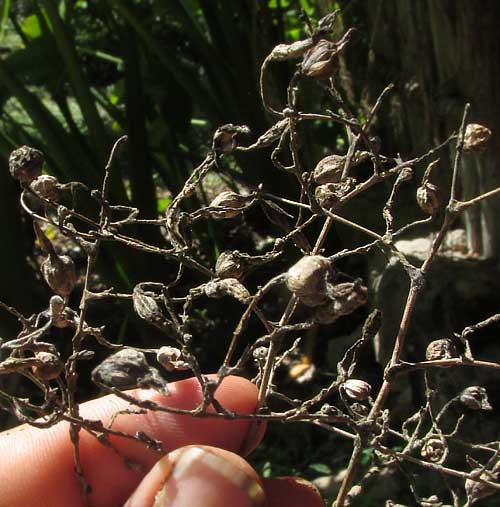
154, 446, 265, 507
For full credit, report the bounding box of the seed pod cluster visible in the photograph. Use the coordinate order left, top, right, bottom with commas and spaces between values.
463, 123, 492, 153
9, 145, 44, 183
459, 386, 492, 411
32, 352, 64, 380
215, 251, 247, 280
314, 281, 368, 325
343, 379, 371, 401
286, 255, 333, 307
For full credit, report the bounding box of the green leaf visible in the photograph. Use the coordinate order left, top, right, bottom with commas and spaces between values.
21, 14, 42, 39
156, 197, 172, 213
0, 0, 10, 42
308, 462, 333, 475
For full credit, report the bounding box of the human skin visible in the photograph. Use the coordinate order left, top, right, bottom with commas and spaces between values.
0, 376, 324, 507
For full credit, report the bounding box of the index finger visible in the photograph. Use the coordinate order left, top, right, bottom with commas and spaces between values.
0, 375, 262, 507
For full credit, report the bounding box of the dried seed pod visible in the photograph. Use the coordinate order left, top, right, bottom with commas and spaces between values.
41, 253, 77, 297
49, 294, 78, 329
465, 470, 498, 504
157, 346, 189, 372
286, 255, 332, 307
425, 339, 457, 361
314, 282, 368, 325
215, 251, 246, 280
313, 152, 369, 184
9, 145, 44, 183
301, 39, 338, 79
204, 278, 250, 303
315, 178, 356, 208
460, 386, 492, 411
252, 346, 268, 362
32, 352, 63, 380
133, 286, 162, 322
208, 191, 252, 219
30, 175, 60, 201
420, 435, 447, 463
416, 182, 440, 215
92, 348, 169, 394
270, 39, 313, 61
464, 123, 492, 153
213, 124, 250, 153
343, 379, 371, 401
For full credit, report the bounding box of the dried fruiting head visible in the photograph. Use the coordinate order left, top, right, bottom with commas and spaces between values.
204, 278, 250, 303
343, 379, 372, 401
9, 145, 44, 183
313, 152, 369, 185
315, 179, 356, 209
286, 255, 333, 307
32, 352, 64, 380
459, 386, 492, 411
416, 182, 440, 215
465, 470, 498, 503
425, 338, 457, 361
132, 286, 163, 322
30, 175, 60, 201
463, 123, 492, 153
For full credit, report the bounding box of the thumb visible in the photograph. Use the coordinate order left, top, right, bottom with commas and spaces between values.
124, 445, 265, 507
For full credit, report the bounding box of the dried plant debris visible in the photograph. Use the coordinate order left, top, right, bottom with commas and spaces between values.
2, 9, 500, 507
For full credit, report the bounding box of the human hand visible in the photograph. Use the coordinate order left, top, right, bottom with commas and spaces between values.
0, 376, 324, 506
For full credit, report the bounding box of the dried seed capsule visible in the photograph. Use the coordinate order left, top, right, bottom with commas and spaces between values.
204, 278, 250, 303
208, 191, 252, 219
30, 175, 59, 201
314, 282, 368, 325
9, 145, 44, 183
416, 182, 440, 215
32, 352, 63, 380
425, 339, 457, 361
313, 152, 369, 184
420, 435, 446, 463
463, 123, 492, 153
286, 255, 332, 307
215, 251, 246, 280
460, 386, 492, 411
343, 379, 371, 401
132, 286, 163, 322
41, 253, 77, 297
213, 124, 250, 153
157, 346, 189, 372
92, 348, 169, 394
301, 39, 338, 79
